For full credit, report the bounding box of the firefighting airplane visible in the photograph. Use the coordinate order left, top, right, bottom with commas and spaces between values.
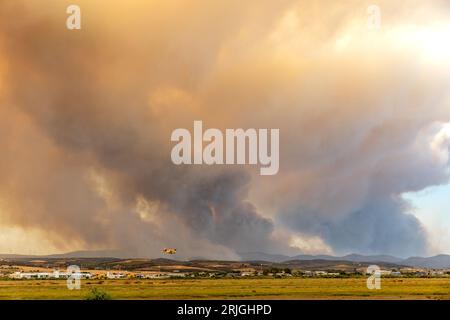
162, 248, 177, 255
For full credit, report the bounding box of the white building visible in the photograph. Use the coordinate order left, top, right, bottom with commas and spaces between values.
10, 271, 92, 279
106, 272, 126, 279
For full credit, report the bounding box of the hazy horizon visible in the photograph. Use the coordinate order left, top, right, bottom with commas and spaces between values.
1, 248, 450, 261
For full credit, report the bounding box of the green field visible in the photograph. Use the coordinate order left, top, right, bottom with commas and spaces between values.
1, 278, 450, 300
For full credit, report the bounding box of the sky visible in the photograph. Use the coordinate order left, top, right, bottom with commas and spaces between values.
0, 0, 449, 259
405, 183, 450, 256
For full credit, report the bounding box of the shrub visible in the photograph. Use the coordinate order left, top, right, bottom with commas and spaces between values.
85, 288, 112, 300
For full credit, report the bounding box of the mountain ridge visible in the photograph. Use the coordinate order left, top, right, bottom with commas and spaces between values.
2, 250, 450, 269
239, 252, 450, 268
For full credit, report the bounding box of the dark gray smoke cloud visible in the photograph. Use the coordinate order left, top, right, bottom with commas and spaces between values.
0, 0, 294, 258
281, 198, 428, 256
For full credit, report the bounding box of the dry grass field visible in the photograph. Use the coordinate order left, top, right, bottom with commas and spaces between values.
0, 278, 450, 300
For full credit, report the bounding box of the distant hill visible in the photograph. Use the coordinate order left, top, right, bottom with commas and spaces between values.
340, 254, 403, 264
280, 259, 402, 271
290, 254, 337, 261
241, 252, 402, 264
3, 250, 450, 269
44, 250, 128, 259
238, 252, 290, 262
0, 250, 130, 260
402, 255, 450, 269
0, 254, 38, 259
239, 252, 450, 268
